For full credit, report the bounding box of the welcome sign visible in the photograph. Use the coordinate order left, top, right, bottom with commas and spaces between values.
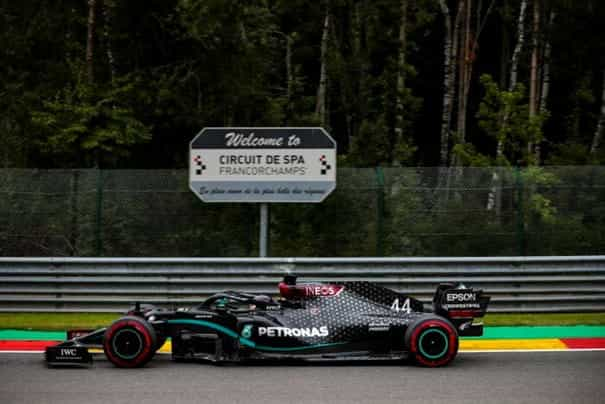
189, 127, 337, 202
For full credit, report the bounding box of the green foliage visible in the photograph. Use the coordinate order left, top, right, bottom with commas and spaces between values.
1, 167, 605, 257
31, 76, 151, 166
1, 1, 605, 259
452, 143, 493, 166
521, 166, 560, 224
475, 74, 548, 165
392, 81, 421, 165
0, 1, 603, 168
383, 173, 425, 255
527, 193, 557, 224
348, 117, 391, 166
393, 137, 417, 165
547, 142, 592, 165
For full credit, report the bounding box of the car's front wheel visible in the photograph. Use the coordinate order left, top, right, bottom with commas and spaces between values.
404, 315, 458, 367
103, 316, 157, 368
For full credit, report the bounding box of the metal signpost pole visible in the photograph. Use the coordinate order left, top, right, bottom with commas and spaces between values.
259, 203, 268, 257
189, 127, 336, 257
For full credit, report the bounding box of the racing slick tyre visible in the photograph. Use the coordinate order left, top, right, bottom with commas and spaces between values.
404, 315, 458, 367
103, 316, 157, 368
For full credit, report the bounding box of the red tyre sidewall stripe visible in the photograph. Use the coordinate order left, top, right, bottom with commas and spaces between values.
410, 320, 458, 367
104, 320, 152, 368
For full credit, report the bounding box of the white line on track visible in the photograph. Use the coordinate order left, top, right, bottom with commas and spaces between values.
460, 348, 605, 353
3, 348, 605, 354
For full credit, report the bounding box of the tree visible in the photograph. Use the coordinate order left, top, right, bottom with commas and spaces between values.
393, 0, 409, 164
86, 0, 97, 84
528, 0, 542, 161
438, 0, 453, 167
30, 0, 151, 167
474, 74, 547, 166
1, 0, 604, 169
536, 9, 555, 163
316, 6, 330, 127
591, 70, 605, 156
437, 0, 495, 169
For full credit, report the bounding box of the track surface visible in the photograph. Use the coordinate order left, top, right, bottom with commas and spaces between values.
1, 351, 604, 404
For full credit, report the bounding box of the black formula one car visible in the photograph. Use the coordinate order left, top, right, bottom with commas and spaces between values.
45, 275, 489, 368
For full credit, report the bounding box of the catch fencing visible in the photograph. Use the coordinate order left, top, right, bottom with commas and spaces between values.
2, 166, 605, 257
1, 256, 604, 313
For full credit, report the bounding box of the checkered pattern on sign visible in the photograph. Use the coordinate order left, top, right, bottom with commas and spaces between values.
193, 155, 206, 175
319, 155, 331, 175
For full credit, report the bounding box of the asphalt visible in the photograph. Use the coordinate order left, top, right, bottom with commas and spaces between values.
0, 351, 604, 404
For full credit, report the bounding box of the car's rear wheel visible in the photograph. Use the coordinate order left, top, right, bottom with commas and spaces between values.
103, 316, 157, 368
404, 315, 458, 367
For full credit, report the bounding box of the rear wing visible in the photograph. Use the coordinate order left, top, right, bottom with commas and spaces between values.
432, 283, 490, 336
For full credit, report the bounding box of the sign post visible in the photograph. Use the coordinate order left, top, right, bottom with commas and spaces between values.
189, 127, 337, 256
259, 203, 269, 257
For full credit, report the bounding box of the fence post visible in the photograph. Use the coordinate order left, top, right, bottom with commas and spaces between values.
375, 167, 385, 256
95, 169, 104, 256
515, 166, 526, 256
69, 170, 79, 256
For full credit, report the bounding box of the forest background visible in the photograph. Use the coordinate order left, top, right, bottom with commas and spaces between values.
1, 0, 604, 257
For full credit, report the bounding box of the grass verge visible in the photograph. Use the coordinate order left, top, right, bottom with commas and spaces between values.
482, 313, 605, 326
0, 313, 120, 331
0, 312, 604, 331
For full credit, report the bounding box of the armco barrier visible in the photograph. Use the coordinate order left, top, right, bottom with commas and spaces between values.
0, 257, 604, 313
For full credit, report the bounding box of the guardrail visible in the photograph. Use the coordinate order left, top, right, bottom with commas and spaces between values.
1, 257, 604, 313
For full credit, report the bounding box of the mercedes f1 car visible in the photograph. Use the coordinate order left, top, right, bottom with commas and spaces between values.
45, 275, 489, 368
